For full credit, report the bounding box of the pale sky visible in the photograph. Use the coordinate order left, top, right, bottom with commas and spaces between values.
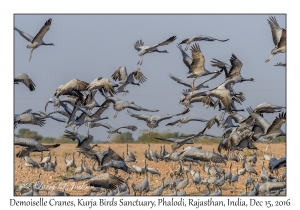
14, 14, 286, 141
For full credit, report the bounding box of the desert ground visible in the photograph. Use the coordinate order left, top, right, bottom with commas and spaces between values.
14, 142, 286, 196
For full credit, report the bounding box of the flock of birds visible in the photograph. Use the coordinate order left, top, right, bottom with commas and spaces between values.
14, 16, 286, 196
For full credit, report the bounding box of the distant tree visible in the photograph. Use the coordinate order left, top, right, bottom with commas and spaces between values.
109, 132, 135, 143
257, 136, 286, 143
54, 136, 77, 144
136, 130, 183, 143
15, 128, 30, 137
15, 128, 43, 141
194, 136, 223, 144
39, 137, 56, 143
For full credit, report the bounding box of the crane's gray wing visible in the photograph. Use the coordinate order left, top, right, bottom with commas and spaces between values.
44, 97, 58, 112
87, 173, 124, 190
274, 62, 286, 67
190, 96, 214, 107
89, 122, 112, 130
117, 125, 138, 132
104, 96, 119, 104
59, 101, 73, 116
66, 79, 89, 92
177, 135, 196, 144
156, 114, 176, 123
32, 18, 52, 43
74, 105, 93, 117
251, 124, 264, 140
253, 102, 285, 114
176, 107, 191, 116
49, 110, 70, 118
229, 112, 246, 123
90, 100, 111, 118
193, 35, 229, 42
246, 107, 270, 134
210, 58, 231, 76
111, 66, 128, 82
277, 29, 286, 49
131, 68, 147, 83
227, 54, 243, 78
150, 36, 177, 49
66, 104, 79, 126
177, 43, 192, 68
14, 73, 36, 91
165, 119, 181, 126
49, 115, 68, 123
155, 137, 177, 143
186, 117, 209, 123
14, 138, 48, 151
126, 102, 158, 112
14, 27, 34, 42
21, 109, 32, 115
267, 16, 283, 47
188, 43, 205, 75
31, 111, 47, 117
83, 90, 97, 104
101, 147, 124, 165
63, 130, 83, 143
126, 110, 150, 122
75, 112, 88, 123
196, 70, 222, 88
168, 74, 191, 88
206, 115, 224, 129
179, 147, 225, 163
266, 112, 286, 135
134, 40, 144, 51
77, 135, 94, 149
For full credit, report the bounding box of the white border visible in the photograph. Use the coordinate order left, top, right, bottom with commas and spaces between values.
2, 0, 297, 209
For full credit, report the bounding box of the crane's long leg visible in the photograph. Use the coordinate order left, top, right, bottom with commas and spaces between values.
28, 48, 35, 62
148, 129, 152, 137
192, 78, 197, 92
275, 169, 279, 180
265, 54, 274, 63
123, 86, 128, 96
139, 55, 144, 65
18, 158, 22, 169
137, 55, 143, 65
232, 182, 237, 188
114, 111, 118, 119
265, 142, 271, 153
266, 142, 273, 154
221, 111, 226, 120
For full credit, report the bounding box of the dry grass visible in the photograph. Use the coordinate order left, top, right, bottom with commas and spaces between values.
14, 143, 286, 196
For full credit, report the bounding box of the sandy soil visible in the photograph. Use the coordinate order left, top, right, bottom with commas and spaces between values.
14, 143, 286, 196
